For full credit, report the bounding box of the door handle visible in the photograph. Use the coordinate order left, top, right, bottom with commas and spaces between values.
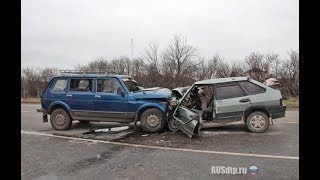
95, 95, 101, 98
66, 94, 72, 97
239, 98, 250, 103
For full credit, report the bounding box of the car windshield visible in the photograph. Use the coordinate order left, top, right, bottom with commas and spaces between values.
122, 77, 143, 93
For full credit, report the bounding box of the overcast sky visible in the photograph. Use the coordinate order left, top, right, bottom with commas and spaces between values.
22, 0, 299, 69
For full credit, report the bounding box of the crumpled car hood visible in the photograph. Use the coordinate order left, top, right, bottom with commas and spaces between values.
133, 87, 172, 99
172, 86, 190, 98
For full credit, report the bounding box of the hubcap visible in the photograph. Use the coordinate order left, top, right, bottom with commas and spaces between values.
55, 113, 66, 126
146, 115, 160, 128
250, 115, 266, 129
168, 118, 180, 131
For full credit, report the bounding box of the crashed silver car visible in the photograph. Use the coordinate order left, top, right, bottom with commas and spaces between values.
168, 77, 286, 138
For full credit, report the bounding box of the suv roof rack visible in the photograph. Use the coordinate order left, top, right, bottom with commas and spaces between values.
59, 70, 114, 75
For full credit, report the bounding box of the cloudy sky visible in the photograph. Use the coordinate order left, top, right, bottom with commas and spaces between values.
22, 0, 299, 69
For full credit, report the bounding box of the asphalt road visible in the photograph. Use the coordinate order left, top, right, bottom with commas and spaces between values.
21, 103, 299, 179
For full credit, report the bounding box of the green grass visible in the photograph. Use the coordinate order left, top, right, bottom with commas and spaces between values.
283, 97, 299, 109
21, 98, 41, 103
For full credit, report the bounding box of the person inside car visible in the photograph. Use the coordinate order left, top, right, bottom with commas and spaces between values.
198, 89, 209, 111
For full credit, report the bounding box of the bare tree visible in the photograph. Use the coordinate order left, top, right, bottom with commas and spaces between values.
21, 35, 298, 99
272, 57, 282, 78
206, 54, 220, 79
195, 57, 209, 81
87, 57, 108, 72
142, 42, 163, 87
144, 43, 160, 72
278, 50, 299, 97
108, 56, 130, 74
162, 35, 198, 87
22, 67, 59, 98
230, 61, 244, 77
264, 52, 279, 77
245, 52, 264, 70
216, 60, 231, 78
130, 57, 146, 78
244, 52, 279, 81
22, 67, 41, 97
40, 68, 59, 82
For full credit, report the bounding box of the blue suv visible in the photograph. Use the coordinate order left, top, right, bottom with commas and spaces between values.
37, 74, 172, 132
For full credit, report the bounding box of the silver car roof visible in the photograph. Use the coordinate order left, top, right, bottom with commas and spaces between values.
194, 77, 248, 85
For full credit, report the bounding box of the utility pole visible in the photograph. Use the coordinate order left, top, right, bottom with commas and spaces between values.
131, 38, 134, 61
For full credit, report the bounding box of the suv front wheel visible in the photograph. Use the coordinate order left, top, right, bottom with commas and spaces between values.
50, 108, 72, 130
246, 111, 269, 133
140, 108, 166, 132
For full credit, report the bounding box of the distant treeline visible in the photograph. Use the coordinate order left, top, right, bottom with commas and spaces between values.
21, 35, 299, 98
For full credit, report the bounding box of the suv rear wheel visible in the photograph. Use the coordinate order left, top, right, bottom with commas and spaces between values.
140, 108, 166, 132
50, 108, 72, 130
246, 111, 269, 133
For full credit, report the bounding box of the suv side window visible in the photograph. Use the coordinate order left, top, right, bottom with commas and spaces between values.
53, 79, 67, 92
239, 81, 266, 95
70, 79, 93, 92
216, 82, 246, 100
97, 78, 123, 94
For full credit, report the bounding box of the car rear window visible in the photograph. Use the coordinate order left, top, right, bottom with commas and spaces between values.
53, 79, 67, 92
239, 81, 266, 95
216, 83, 246, 100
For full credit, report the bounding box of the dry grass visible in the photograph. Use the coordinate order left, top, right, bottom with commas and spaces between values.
21, 98, 41, 103
283, 97, 299, 109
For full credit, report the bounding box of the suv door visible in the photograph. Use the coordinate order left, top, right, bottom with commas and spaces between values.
67, 78, 95, 117
94, 78, 129, 121
214, 82, 250, 122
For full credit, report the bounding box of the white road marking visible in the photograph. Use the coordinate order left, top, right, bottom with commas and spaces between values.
21, 130, 299, 160
21, 111, 30, 113
276, 122, 299, 124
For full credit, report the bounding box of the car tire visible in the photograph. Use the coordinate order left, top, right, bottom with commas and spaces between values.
168, 117, 180, 132
78, 120, 90, 123
50, 108, 72, 130
140, 108, 166, 132
246, 111, 269, 133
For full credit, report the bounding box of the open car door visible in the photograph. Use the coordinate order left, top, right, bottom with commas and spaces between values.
172, 106, 202, 138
